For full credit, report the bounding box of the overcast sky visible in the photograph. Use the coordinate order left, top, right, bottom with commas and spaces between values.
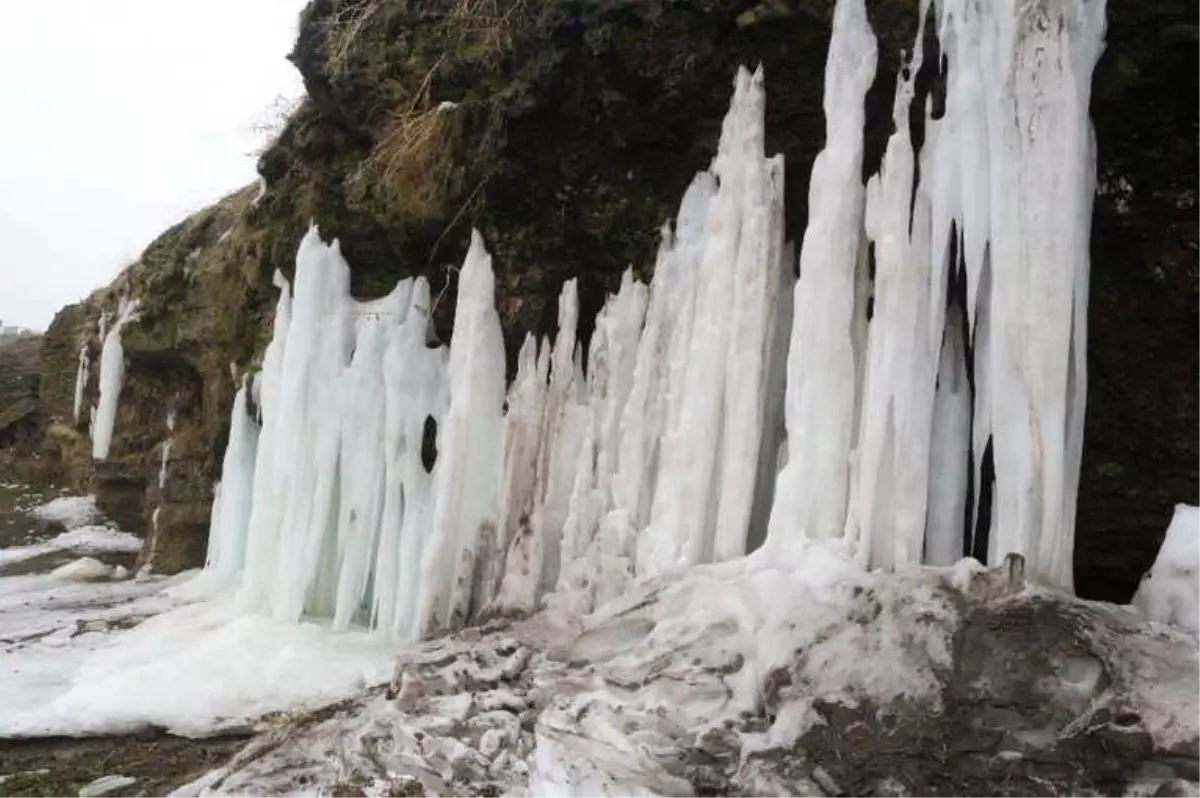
0, 1, 307, 331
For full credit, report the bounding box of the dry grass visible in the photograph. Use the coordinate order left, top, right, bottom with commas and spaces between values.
446, 0, 528, 62
324, 0, 385, 77
356, 90, 464, 222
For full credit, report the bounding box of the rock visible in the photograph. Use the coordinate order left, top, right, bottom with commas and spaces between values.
78, 775, 137, 797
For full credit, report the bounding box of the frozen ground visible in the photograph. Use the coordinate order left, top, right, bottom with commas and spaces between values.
190, 549, 1199, 798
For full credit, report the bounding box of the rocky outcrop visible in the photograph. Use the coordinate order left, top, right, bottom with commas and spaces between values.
0, 334, 47, 483
27, 0, 1197, 595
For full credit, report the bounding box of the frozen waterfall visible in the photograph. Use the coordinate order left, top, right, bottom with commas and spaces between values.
203, 0, 1107, 637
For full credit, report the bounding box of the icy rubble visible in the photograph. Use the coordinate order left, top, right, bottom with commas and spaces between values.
198, 553, 1199, 797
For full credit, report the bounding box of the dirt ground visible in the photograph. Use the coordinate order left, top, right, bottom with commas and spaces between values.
0, 732, 250, 797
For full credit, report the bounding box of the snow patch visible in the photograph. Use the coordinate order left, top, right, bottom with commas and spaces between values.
29, 495, 99, 529
0, 526, 142, 567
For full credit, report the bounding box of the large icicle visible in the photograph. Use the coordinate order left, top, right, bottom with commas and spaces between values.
768, 0, 877, 548
492, 282, 585, 617
924, 302, 971, 566
417, 231, 506, 637
371, 279, 449, 640
974, 0, 1106, 591
91, 298, 139, 461
331, 279, 415, 630
642, 66, 788, 577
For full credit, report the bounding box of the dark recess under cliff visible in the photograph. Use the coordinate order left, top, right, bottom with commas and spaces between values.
25, 0, 1197, 602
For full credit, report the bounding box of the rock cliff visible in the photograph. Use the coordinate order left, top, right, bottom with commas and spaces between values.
27, 0, 1197, 599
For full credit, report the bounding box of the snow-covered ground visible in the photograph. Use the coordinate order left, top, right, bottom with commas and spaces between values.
0, 493, 398, 741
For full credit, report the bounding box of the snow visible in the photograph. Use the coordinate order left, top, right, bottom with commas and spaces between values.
92, 298, 140, 461
0, 572, 396, 739
1133, 504, 1199, 635
30, 495, 99, 528
0, 526, 142, 567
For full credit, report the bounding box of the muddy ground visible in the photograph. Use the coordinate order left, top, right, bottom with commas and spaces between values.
0, 733, 249, 797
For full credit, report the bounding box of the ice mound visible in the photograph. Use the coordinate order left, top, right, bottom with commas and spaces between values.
1133, 504, 1200, 635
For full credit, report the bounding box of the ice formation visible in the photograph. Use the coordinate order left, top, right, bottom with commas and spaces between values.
158, 410, 176, 491
206, 227, 451, 638
1133, 504, 1200, 635
73, 344, 89, 424
203, 0, 1109, 644
91, 298, 139, 461
767, 0, 1106, 590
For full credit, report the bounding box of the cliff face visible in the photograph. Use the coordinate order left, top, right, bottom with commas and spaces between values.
0, 334, 44, 482
30, 0, 1197, 600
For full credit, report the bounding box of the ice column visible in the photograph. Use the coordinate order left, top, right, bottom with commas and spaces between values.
768, 0, 877, 548
92, 298, 139, 461
417, 231, 506, 636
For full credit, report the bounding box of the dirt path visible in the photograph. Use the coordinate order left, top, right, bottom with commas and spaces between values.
0, 732, 250, 797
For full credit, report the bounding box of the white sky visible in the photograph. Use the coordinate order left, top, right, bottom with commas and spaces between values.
0, 1, 307, 331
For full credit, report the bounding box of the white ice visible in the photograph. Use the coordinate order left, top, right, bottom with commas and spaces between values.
768, 0, 876, 548
204, 382, 260, 581
1133, 504, 1200, 635
73, 344, 89, 425
417, 231, 506, 636
231, 226, 450, 638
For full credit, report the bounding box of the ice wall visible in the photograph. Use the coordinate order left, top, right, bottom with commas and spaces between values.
203, 0, 1109, 638
91, 298, 139, 461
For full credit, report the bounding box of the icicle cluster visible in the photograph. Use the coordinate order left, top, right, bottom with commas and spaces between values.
204, 0, 1107, 637
92, 298, 139, 461
767, 0, 1106, 591
206, 230, 450, 636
